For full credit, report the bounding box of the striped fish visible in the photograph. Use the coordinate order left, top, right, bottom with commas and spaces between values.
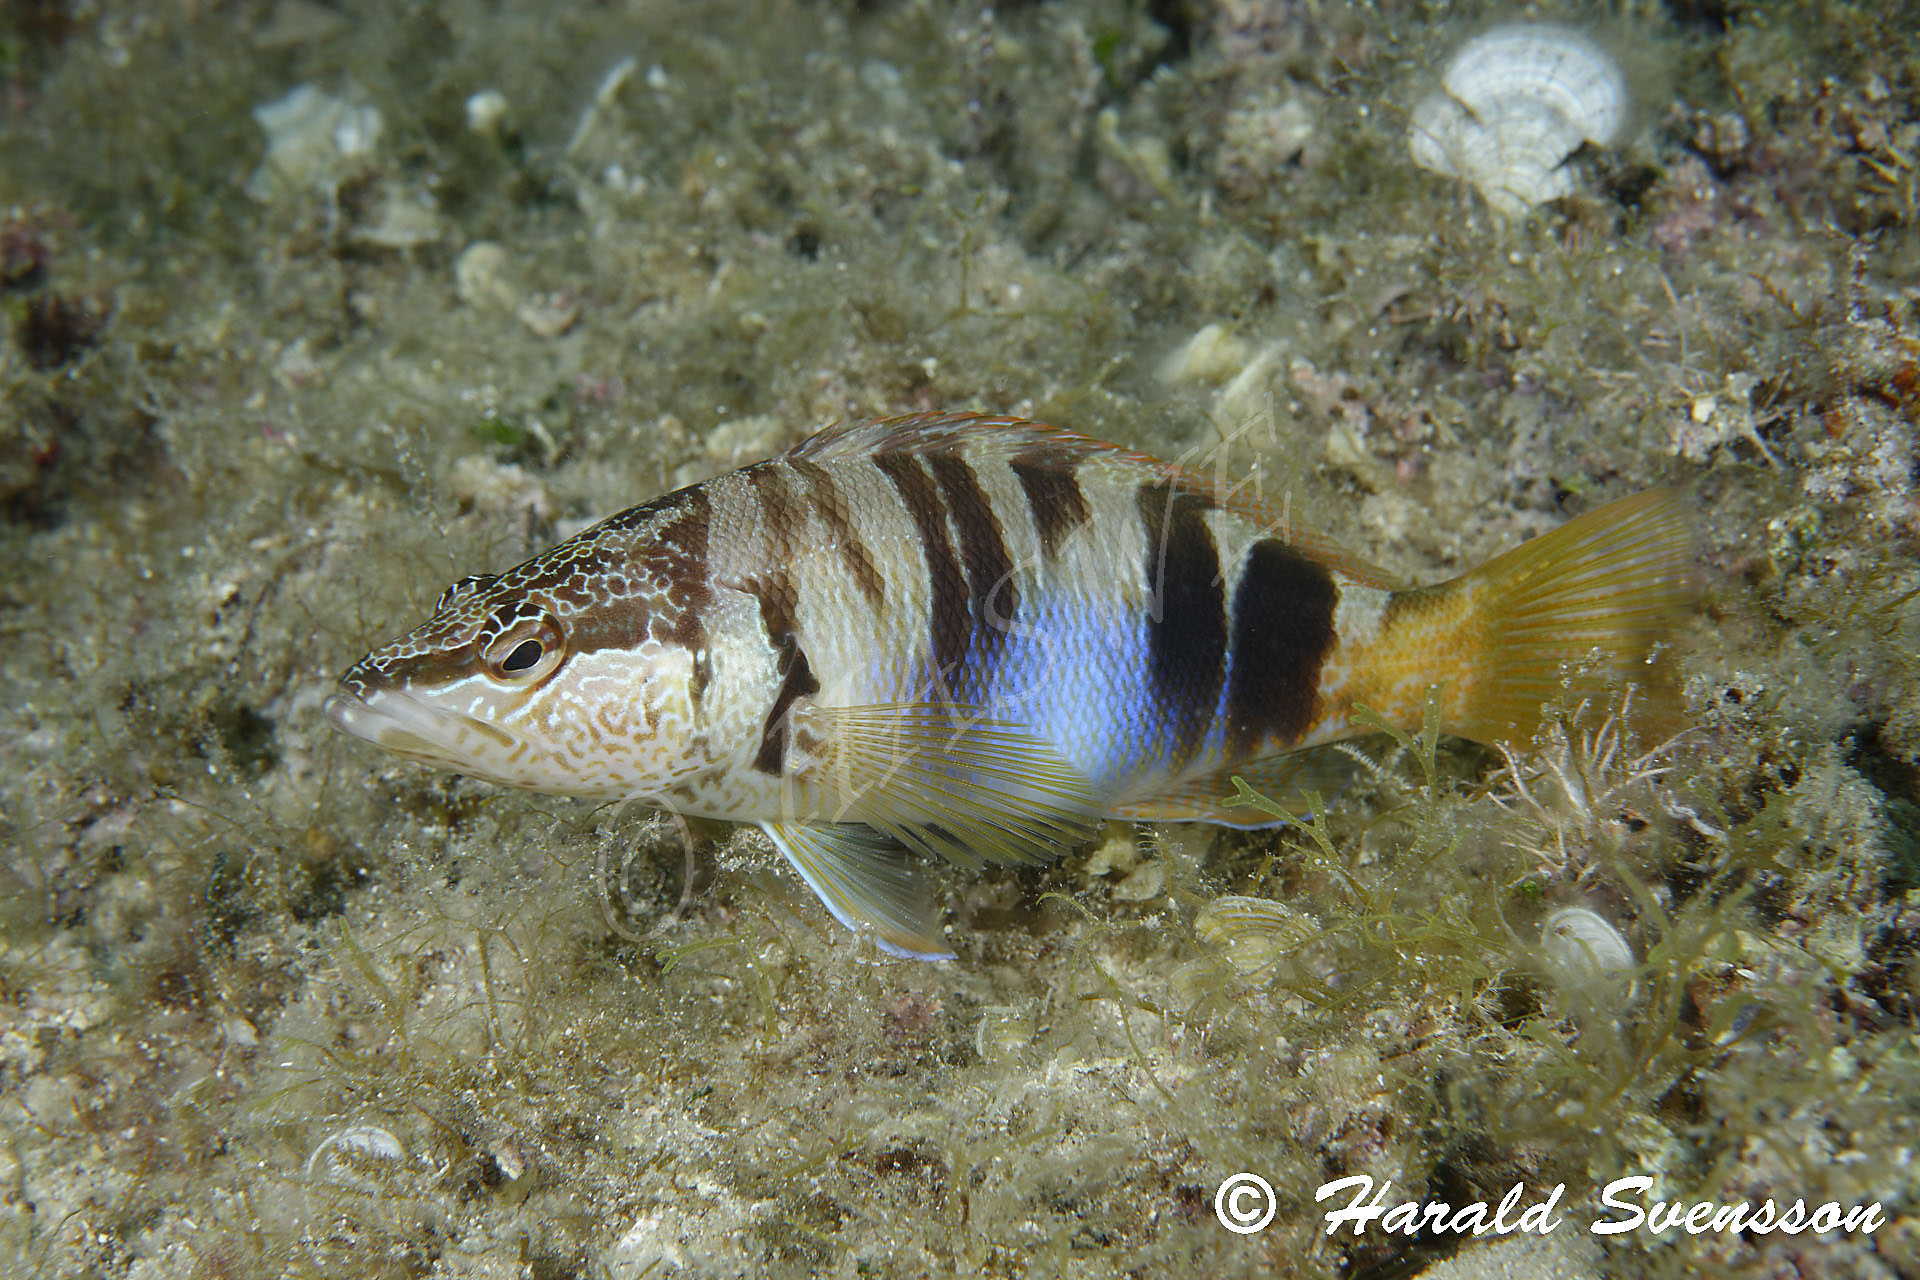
327, 412, 1693, 958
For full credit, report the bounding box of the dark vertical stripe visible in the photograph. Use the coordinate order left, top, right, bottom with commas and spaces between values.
1137, 480, 1227, 763
689, 649, 712, 708
1223, 539, 1339, 755
754, 648, 818, 775
656, 486, 712, 642
791, 458, 886, 609
928, 453, 1018, 667
569, 488, 710, 660
745, 461, 806, 558
664, 491, 718, 710
742, 464, 812, 741
747, 570, 820, 775
873, 454, 970, 691
1009, 454, 1090, 559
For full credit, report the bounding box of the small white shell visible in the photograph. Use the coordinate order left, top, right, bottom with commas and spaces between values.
247, 83, 384, 203
974, 1001, 1037, 1062
1194, 895, 1321, 976
1408, 24, 1627, 216
465, 89, 509, 139
305, 1124, 408, 1210
1541, 906, 1636, 982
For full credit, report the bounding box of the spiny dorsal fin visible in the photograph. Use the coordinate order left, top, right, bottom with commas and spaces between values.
789, 411, 1121, 464
788, 412, 1403, 588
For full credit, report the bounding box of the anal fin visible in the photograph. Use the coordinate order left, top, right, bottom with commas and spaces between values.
760, 821, 953, 960
1111, 744, 1374, 828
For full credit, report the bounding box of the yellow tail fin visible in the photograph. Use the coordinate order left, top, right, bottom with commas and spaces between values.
1443, 488, 1696, 746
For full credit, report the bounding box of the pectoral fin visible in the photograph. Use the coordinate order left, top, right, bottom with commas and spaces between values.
802, 703, 1102, 868
760, 821, 952, 960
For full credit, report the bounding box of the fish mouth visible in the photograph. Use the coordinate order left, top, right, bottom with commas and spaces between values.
325, 686, 518, 771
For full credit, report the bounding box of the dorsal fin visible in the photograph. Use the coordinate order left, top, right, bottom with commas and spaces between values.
789, 411, 1124, 465
789, 411, 1403, 589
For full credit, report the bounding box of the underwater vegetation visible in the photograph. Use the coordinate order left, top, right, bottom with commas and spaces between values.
1, 1, 1918, 1278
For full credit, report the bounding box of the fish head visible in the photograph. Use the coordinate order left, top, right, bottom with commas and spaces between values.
326, 508, 713, 797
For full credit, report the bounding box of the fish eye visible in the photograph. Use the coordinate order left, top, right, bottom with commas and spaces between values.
480, 614, 565, 683
501, 638, 543, 673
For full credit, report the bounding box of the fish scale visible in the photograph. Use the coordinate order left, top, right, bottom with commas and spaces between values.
329, 411, 1694, 958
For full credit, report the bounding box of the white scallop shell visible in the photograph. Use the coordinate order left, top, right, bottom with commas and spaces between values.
1407, 24, 1627, 216
1541, 906, 1636, 982
306, 1123, 406, 1183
